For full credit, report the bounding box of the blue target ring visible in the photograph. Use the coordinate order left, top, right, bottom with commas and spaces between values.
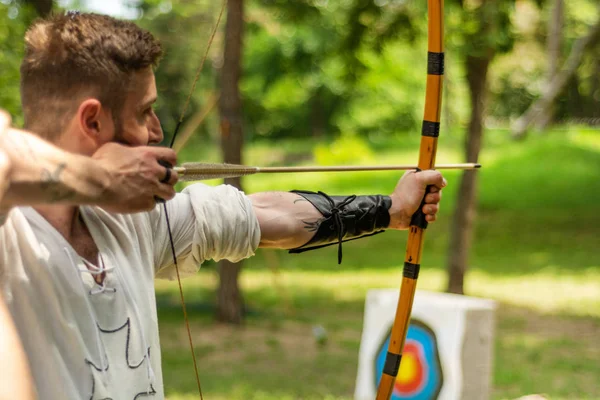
375, 320, 443, 399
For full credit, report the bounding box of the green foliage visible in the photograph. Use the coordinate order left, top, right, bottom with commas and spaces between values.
489, 0, 600, 120
242, 0, 427, 141
313, 135, 375, 166
2, 0, 598, 136
448, 0, 516, 58
0, 2, 37, 126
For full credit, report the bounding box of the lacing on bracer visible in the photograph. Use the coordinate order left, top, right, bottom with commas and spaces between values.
315, 191, 356, 263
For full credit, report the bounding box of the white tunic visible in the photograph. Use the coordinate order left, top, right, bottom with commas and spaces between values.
0, 183, 260, 400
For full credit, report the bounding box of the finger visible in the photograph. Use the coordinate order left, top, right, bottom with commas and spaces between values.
425, 191, 441, 204
159, 165, 172, 184
166, 169, 179, 185
147, 146, 177, 166
418, 170, 446, 190
155, 183, 176, 201
425, 214, 437, 223
156, 163, 178, 185
422, 204, 439, 215
428, 186, 442, 194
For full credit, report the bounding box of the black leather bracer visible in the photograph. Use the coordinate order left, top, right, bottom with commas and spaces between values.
288, 190, 392, 264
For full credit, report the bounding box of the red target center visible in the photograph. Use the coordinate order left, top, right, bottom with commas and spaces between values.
394, 341, 425, 395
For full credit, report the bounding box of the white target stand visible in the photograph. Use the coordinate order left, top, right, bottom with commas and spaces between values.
354, 289, 497, 400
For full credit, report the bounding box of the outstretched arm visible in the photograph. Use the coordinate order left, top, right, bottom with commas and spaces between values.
0, 111, 178, 214
250, 170, 446, 249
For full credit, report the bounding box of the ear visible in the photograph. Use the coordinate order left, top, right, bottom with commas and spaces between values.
77, 99, 112, 147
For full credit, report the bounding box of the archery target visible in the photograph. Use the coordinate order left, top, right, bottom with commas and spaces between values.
374, 320, 443, 400
355, 290, 497, 400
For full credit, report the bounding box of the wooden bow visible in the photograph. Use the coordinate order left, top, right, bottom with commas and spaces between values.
375, 1, 444, 399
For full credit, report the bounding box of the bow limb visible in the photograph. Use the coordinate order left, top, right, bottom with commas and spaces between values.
375, 1, 444, 399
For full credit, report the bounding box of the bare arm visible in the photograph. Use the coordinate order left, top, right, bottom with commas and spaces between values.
0, 111, 178, 213
250, 170, 446, 249
0, 295, 36, 400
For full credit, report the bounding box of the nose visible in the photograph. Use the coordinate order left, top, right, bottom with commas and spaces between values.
148, 112, 164, 145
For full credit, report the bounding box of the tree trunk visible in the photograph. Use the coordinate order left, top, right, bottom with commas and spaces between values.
512, 7, 600, 139
535, 0, 563, 130
446, 55, 491, 295
217, 0, 245, 324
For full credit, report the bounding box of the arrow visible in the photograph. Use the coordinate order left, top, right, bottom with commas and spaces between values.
173, 162, 481, 181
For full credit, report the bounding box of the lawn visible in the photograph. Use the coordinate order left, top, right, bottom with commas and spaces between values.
158, 127, 600, 400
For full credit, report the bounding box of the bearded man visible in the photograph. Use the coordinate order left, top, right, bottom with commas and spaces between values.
1, 12, 446, 399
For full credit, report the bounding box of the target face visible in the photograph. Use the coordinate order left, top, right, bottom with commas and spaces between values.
375, 320, 443, 399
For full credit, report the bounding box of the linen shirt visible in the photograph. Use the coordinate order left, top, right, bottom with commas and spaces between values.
0, 183, 260, 399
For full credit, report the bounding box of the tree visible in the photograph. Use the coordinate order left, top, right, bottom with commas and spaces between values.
217, 0, 246, 324
512, 5, 600, 139
536, 0, 564, 130
243, 0, 422, 140
446, 0, 515, 295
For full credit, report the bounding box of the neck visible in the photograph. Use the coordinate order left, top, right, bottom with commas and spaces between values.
34, 204, 82, 240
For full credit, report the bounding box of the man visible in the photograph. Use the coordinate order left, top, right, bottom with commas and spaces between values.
0, 109, 179, 399
2, 12, 445, 399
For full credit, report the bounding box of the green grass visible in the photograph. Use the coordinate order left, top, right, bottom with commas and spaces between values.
159, 127, 600, 400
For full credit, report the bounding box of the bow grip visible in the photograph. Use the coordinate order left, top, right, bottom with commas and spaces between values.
409, 184, 432, 230
154, 160, 174, 204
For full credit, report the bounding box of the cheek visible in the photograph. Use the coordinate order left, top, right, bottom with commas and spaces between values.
120, 120, 151, 146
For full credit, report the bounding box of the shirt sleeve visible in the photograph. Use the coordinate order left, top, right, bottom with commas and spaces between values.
150, 183, 261, 280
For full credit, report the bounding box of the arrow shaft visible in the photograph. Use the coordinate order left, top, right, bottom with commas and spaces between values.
256, 163, 479, 172
173, 163, 480, 181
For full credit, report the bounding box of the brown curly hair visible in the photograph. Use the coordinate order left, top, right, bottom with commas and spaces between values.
20, 12, 163, 140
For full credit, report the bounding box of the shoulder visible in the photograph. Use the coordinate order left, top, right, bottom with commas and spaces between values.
82, 206, 154, 236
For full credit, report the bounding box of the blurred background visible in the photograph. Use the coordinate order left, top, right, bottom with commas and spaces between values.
1, 0, 599, 399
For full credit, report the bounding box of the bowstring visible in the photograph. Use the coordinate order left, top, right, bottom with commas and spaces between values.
163, 2, 227, 399
170, 1, 227, 148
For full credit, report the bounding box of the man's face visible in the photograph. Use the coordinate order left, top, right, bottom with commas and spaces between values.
115, 67, 163, 146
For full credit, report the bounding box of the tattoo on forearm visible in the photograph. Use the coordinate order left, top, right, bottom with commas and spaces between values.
295, 197, 324, 232
302, 218, 324, 232
40, 163, 75, 202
